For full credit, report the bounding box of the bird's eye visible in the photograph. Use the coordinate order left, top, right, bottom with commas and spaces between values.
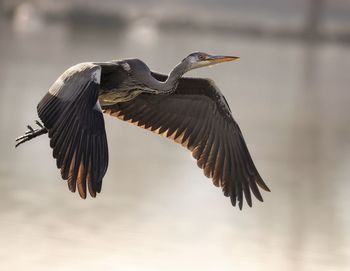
198, 54, 205, 60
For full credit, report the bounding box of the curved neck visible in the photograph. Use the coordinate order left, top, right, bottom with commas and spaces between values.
164, 61, 189, 89
144, 61, 189, 93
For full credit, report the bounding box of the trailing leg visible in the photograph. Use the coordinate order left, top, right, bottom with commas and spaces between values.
15, 120, 48, 147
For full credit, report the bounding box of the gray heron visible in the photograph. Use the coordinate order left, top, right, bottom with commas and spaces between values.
16, 52, 270, 209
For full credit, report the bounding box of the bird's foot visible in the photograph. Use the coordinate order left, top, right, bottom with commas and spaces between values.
15, 120, 48, 148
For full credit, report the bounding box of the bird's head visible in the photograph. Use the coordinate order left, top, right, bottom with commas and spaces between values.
183, 52, 239, 71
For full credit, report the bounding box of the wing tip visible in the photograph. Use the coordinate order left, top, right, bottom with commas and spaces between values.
257, 179, 271, 192
78, 188, 87, 199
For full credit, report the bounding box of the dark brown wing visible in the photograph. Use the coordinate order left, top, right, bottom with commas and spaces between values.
37, 63, 108, 198
102, 72, 269, 209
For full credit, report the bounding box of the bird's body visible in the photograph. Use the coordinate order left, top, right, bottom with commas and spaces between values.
16, 52, 270, 209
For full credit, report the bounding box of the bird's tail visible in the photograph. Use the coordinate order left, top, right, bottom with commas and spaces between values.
15, 120, 48, 148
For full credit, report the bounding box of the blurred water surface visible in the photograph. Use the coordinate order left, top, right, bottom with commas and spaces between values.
0, 15, 350, 271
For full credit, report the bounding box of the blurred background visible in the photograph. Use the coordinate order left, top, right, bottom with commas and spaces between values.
0, 0, 350, 270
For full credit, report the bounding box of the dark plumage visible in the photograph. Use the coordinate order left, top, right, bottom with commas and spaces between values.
16, 52, 270, 209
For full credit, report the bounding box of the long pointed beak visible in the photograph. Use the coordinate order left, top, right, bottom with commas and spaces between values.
206, 55, 240, 64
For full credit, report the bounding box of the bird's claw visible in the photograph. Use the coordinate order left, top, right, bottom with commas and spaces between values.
35, 120, 44, 128
15, 120, 47, 148
27, 125, 34, 132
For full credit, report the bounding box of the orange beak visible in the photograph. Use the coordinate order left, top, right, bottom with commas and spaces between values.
206, 55, 240, 64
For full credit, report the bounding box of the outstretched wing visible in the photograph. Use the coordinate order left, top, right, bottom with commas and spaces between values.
102, 73, 269, 209
37, 63, 108, 198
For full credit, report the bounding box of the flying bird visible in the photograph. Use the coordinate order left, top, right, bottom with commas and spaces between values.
16, 52, 270, 209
